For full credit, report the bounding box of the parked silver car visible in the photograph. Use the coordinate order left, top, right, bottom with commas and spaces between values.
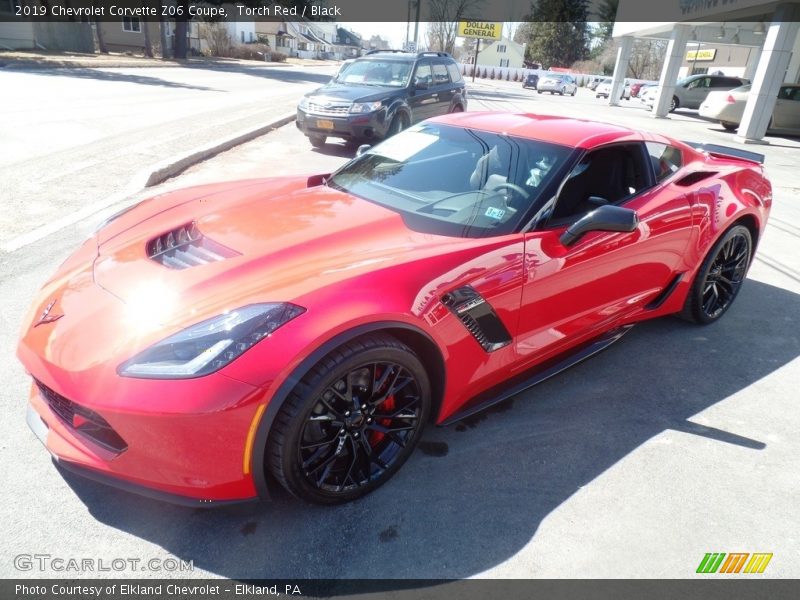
645, 74, 748, 112
537, 73, 577, 96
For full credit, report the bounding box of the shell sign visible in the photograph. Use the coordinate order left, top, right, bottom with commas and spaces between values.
458, 22, 503, 40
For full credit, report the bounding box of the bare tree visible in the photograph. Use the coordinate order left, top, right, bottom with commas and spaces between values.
199, 22, 232, 57
93, 16, 108, 53
425, 0, 481, 54
142, 1, 153, 58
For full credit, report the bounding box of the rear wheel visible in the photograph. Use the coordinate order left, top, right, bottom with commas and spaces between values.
721, 121, 738, 131
669, 96, 678, 112
308, 134, 326, 148
267, 334, 431, 504
680, 225, 752, 324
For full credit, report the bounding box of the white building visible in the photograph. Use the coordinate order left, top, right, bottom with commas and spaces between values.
471, 37, 526, 69
609, 0, 800, 142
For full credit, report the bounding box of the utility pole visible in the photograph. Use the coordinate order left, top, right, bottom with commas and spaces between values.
471, 39, 481, 82
413, 0, 421, 50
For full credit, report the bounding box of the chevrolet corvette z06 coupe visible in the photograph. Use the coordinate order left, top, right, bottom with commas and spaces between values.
18, 113, 771, 505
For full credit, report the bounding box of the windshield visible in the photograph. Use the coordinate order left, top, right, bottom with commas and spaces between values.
334, 59, 412, 87
328, 123, 572, 238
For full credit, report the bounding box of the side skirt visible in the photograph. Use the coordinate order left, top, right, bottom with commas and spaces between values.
440, 325, 634, 426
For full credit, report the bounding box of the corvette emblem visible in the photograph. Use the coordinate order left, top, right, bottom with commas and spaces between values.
35, 298, 63, 327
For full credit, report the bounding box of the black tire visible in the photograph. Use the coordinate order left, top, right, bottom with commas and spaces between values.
571, 88, 576, 96
308, 134, 326, 147
267, 333, 431, 504
721, 121, 738, 131
559, 88, 565, 95
680, 225, 752, 325
537, 89, 542, 94
387, 112, 409, 138
669, 96, 678, 112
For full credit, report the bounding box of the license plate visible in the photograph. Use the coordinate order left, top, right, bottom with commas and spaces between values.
316, 119, 334, 130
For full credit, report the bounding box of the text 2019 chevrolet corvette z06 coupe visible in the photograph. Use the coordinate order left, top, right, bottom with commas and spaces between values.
18, 113, 771, 505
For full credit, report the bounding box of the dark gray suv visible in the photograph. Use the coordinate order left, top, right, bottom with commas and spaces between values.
296, 50, 468, 147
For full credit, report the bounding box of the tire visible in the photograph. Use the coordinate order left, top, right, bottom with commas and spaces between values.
669, 96, 678, 112
571, 88, 576, 96
308, 134, 326, 148
680, 225, 753, 325
267, 333, 431, 504
538, 90, 542, 94
387, 112, 409, 138
450, 104, 464, 113
559, 87, 565, 96
721, 121, 738, 131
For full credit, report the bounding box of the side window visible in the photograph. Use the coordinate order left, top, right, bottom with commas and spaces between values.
551, 144, 650, 222
646, 142, 683, 182
413, 62, 432, 86
432, 62, 450, 85
446, 62, 463, 84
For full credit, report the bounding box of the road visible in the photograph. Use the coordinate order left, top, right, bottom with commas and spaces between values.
1, 67, 799, 580
0, 63, 336, 248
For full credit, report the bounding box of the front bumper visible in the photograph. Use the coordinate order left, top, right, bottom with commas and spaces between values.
296, 107, 389, 141
20, 355, 267, 505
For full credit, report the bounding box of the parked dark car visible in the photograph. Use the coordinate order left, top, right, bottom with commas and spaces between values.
522, 73, 539, 89
296, 50, 468, 147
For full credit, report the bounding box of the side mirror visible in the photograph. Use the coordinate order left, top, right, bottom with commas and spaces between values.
356, 144, 372, 156
560, 205, 639, 246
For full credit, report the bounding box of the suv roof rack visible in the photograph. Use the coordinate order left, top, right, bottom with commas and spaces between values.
364, 49, 453, 58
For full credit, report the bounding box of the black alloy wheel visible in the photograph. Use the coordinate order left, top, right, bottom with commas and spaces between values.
268, 334, 430, 503
681, 225, 752, 324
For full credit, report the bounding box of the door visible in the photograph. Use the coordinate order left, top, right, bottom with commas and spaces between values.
515, 141, 694, 363
683, 76, 710, 108
432, 59, 458, 113
772, 86, 800, 131
407, 60, 438, 123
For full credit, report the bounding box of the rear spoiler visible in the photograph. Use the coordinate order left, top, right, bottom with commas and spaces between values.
683, 141, 765, 165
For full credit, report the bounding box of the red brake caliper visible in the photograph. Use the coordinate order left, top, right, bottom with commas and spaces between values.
368, 367, 396, 446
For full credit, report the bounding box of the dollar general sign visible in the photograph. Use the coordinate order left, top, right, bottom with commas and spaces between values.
458, 22, 502, 40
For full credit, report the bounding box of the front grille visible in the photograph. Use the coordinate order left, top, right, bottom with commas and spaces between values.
306, 101, 351, 116
34, 380, 128, 454
147, 222, 240, 270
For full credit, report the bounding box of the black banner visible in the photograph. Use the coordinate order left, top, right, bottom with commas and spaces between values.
3, 579, 800, 600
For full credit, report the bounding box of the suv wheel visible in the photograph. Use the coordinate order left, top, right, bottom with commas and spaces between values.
308, 134, 326, 147
387, 113, 409, 137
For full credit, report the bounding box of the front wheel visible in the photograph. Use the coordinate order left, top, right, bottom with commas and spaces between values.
538, 90, 543, 94
571, 88, 576, 96
267, 334, 431, 504
680, 225, 752, 324
308, 134, 326, 148
387, 112, 409, 137
669, 96, 678, 112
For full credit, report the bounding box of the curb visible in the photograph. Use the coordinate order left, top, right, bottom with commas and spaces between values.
1, 112, 296, 253
144, 112, 296, 187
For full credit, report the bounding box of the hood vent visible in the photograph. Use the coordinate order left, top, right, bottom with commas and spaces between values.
147, 222, 240, 269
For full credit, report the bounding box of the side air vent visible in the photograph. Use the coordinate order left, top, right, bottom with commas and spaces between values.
441, 285, 512, 352
147, 222, 240, 270
675, 171, 718, 187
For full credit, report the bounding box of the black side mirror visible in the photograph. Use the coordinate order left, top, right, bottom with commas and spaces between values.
560, 205, 639, 246
356, 144, 372, 156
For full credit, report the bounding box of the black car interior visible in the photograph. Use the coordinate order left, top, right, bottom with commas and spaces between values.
550, 143, 652, 221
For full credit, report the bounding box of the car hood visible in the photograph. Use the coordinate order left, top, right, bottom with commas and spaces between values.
306, 83, 402, 103
93, 177, 465, 322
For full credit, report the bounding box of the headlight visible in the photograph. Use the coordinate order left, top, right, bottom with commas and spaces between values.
350, 101, 382, 114
119, 303, 305, 379
298, 96, 310, 110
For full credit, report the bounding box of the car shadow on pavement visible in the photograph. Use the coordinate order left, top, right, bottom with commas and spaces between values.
17, 67, 225, 92
311, 142, 358, 159
61, 278, 799, 581
185, 63, 334, 86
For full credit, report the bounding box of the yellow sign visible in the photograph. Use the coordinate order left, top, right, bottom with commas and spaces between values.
458, 21, 502, 40
686, 48, 717, 61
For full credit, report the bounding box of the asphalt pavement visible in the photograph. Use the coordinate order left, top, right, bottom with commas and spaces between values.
1, 69, 798, 579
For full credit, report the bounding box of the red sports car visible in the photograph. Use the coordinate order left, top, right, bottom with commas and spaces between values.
18, 113, 771, 505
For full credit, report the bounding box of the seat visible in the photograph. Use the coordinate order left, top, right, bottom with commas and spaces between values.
552, 149, 630, 220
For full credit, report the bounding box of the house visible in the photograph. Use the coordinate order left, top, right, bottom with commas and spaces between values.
285, 21, 331, 59
0, 1, 93, 52
470, 37, 525, 69
97, 19, 201, 56
255, 20, 296, 55
336, 27, 362, 58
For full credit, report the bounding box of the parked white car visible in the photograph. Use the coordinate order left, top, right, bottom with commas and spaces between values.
643, 74, 748, 112
595, 78, 631, 99
699, 83, 800, 133
537, 74, 577, 96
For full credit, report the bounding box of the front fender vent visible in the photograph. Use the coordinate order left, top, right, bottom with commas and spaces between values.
441, 285, 512, 352
147, 222, 240, 269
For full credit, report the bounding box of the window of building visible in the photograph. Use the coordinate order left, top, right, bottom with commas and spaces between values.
122, 17, 141, 33
497, 44, 506, 53
500, 58, 509, 67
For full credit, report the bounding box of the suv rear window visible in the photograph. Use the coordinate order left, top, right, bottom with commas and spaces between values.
432, 63, 450, 85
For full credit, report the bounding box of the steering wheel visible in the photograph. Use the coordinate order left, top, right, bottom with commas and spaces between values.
490, 182, 530, 201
